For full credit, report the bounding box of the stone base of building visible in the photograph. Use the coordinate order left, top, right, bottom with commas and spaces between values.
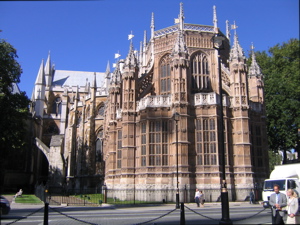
106, 184, 256, 203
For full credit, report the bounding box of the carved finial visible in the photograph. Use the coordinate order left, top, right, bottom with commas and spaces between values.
92, 72, 97, 88
143, 30, 147, 49
229, 21, 245, 62
151, 12, 155, 39
179, 2, 184, 31
213, 5, 218, 33
129, 39, 133, 53
128, 31, 134, 40
114, 51, 121, 59
139, 41, 143, 65
111, 61, 122, 85
124, 40, 137, 68
226, 20, 230, 42
231, 21, 238, 39
249, 42, 262, 76
105, 61, 110, 75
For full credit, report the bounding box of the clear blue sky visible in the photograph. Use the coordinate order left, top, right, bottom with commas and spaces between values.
1, 0, 299, 97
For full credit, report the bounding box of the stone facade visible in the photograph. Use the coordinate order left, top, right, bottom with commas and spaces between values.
30, 3, 269, 201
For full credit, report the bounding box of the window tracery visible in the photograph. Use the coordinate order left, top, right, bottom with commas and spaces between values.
141, 120, 169, 167
160, 55, 171, 95
191, 52, 210, 92
196, 118, 217, 166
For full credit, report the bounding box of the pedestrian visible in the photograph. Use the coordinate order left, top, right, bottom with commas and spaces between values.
269, 184, 287, 224
14, 189, 23, 198
249, 189, 255, 204
194, 188, 200, 207
286, 189, 300, 224
199, 190, 205, 207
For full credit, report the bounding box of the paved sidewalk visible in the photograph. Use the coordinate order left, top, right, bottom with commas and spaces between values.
3, 194, 264, 210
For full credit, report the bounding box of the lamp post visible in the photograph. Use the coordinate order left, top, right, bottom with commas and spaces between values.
173, 112, 180, 209
212, 34, 232, 225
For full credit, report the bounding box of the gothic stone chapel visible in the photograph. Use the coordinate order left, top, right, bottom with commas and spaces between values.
31, 3, 269, 202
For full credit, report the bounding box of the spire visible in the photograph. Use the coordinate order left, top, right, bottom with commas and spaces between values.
92, 72, 97, 88
105, 61, 111, 78
45, 51, 51, 76
139, 41, 143, 65
124, 40, 138, 69
179, 2, 184, 31
35, 59, 45, 85
143, 30, 146, 48
248, 43, 262, 76
151, 12, 155, 39
229, 22, 245, 62
213, 5, 218, 33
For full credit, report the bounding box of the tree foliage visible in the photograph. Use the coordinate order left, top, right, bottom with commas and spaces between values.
255, 39, 300, 162
0, 39, 30, 169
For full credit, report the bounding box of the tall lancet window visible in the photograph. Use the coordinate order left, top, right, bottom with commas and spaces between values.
95, 130, 103, 162
160, 55, 171, 95
191, 52, 210, 92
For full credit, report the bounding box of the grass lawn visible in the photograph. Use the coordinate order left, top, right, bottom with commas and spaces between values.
75, 194, 163, 205
15, 195, 43, 204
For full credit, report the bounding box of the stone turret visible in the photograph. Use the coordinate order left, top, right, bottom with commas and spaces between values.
228, 25, 253, 190
171, 2, 189, 105
229, 27, 248, 108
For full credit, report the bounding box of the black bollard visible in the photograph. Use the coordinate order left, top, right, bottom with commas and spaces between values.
44, 202, 49, 225
180, 202, 185, 225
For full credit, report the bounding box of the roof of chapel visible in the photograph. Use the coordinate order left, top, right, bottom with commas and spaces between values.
52, 70, 105, 88
154, 24, 215, 38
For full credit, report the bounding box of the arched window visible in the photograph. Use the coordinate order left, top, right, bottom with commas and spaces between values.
95, 130, 103, 162
191, 52, 210, 93
160, 55, 171, 95
52, 96, 62, 115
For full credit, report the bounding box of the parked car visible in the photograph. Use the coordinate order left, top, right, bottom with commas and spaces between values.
0, 196, 10, 215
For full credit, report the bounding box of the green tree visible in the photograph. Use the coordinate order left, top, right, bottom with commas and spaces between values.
255, 39, 300, 164
0, 39, 30, 183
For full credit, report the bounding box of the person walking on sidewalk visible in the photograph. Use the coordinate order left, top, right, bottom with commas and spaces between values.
194, 189, 200, 207
199, 190, 205, 207
249, 189, 255, 204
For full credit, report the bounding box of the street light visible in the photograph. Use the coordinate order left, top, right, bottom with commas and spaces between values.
173, 112, 180, 209
212, 33, 232, 225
